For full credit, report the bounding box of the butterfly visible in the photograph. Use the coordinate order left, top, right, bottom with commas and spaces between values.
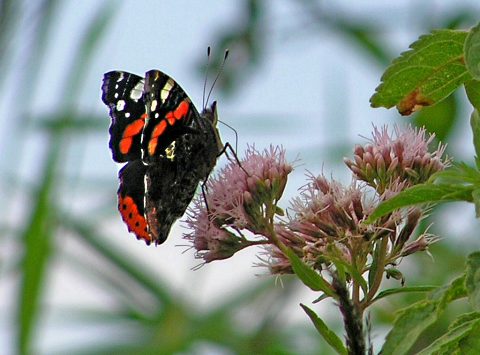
101, 69, 222, 245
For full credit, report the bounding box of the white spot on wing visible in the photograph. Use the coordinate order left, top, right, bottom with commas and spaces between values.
116, 72, 124, 82
150, 99, 157, 112
130, 80, 144, 101
160, 78, 174, 103
143, 174, 148, 217
116, 100, 126, 111
125, 112, 130, 118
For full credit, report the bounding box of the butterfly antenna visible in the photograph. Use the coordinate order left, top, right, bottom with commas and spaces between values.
202, 46, 212, 110
205, 49, 229, 106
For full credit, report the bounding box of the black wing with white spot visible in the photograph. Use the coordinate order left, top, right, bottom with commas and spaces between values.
102, 71, 146, 162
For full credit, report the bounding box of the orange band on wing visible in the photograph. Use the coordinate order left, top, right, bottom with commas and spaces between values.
146, 101, 190, 156
119, 113, 147, 154
148, 120, 167, 156
166, 100, 189, 125
118, 194, 151, 244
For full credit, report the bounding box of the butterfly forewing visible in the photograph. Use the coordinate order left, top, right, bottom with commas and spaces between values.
102, 71, 146, 162
142, 70, 199, 161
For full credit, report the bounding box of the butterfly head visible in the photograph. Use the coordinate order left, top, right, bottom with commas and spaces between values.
201, 100, 223, 153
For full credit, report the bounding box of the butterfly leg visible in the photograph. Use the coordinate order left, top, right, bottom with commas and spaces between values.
218, 142, 249, 176
201, 180, 211, 213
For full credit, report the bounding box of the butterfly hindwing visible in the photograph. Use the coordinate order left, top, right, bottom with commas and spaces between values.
102, 71, 146, 162
117, 160, 151, 244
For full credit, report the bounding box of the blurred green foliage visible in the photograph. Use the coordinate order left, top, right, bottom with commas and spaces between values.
1, 0, 480, 354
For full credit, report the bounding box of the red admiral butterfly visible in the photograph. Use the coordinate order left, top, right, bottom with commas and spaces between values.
101, 69, 222, 245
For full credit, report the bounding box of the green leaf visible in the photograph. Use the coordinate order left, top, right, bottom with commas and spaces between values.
472, 189, 480, 218
413, 93, 457, 142
283, 248, 335, 298
327, 253, 368, 296
469, 107, 480, 168
366, 183, 474, 223
368, 240, 381, 289
381, 276, 467, 354
300, 304, 348, 355
449, 312, 480, 329
464, 22, 480, 80
465, 80, 480, 110
433, 163, 480, 185
372, 286, 436, 303
381, 300, 440, 355
465, 252, 480, 311
417, 317, 480, 355
371, 30, 470, 115
436, 275, 468, 307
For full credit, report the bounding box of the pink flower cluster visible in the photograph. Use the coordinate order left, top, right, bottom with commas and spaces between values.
184, 145, 292, 262
185, 126, 447, 280
344, 125, 448, 194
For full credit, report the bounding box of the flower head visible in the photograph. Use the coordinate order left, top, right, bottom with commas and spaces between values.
265, 175, 376, 273
184, 145, 293, 262
344, 125, 449, 194
265, 173, 433, 276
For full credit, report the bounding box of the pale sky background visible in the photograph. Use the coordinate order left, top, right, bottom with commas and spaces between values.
1, 1, 480, 353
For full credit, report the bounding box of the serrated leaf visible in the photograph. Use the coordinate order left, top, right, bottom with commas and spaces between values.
366, 183, 474, 223
465, 252, 480, 311
371, 30, 470, 115
300, 304, 348, 355
465, 22, 480, 80
283, 248, 335, 298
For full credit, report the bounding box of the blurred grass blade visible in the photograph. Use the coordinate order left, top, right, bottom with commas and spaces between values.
16, 2, 116, 353
0, 0, 18, 88
63, 214, 174, 305
17, 142, 60, 354
62, 1, 117, 107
